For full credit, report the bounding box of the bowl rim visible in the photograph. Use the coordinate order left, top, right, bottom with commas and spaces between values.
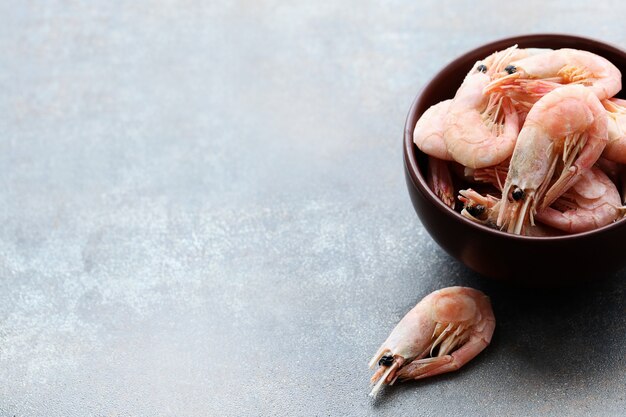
404, 33, 626, 242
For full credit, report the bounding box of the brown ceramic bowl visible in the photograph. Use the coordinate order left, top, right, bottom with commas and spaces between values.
404, 34, 626, 287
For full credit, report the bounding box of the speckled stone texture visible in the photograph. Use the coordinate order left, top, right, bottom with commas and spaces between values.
1, 1, 625, 416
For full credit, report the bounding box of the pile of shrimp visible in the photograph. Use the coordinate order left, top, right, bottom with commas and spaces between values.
414, 45, 626, 235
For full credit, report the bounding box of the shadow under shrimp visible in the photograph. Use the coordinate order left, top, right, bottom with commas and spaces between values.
368, 238, 626, 401
481, 273, 626, 380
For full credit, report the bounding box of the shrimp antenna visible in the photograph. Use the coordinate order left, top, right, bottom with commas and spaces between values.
492, 44, 519, 73
369, 362, 399, 398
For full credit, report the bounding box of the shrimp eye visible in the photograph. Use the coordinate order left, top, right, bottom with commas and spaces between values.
477, 64, 487, 73
467, 204, 486, 217
505, 65, 517, 74
512, 187, 525, 201
378, 355, 394, 367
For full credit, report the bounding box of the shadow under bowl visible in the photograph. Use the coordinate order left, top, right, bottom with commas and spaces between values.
404, 33, 626, 287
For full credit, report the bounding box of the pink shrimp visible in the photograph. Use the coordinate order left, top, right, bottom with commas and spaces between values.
443, 48, 521, 169
497, 84, 608, 235
368, 287, 495, 398
594, 157, 626, 203
415, 45, 548, 168
535, 167, 625, 233
601, 98, 626, 163
485, 48, 622, 104
413, 99, 454, 160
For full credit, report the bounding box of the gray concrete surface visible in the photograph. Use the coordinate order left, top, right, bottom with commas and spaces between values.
1, 1, 626, 416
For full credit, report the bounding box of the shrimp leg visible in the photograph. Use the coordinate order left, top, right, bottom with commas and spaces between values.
602, 98, 626, 163
427, 157, 455, 208
397, 331, 493, 381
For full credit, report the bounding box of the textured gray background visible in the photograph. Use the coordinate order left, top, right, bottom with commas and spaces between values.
1, 1, 626, 416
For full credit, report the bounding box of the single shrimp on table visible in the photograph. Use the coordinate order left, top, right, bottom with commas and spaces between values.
485, 48, 622, 105
497, 84, 608, 235
368, 287, 495, 398
601, 98, 626, 163
535, 166, 626, 233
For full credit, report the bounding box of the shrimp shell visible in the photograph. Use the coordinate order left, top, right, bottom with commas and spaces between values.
413, 99, 454, 161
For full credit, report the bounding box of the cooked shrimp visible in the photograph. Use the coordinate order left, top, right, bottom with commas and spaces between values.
415, 46, 530, 163
463, 170, 625, 235
421, 45, 549, 168
497, 84, 608, 235
485, 48, 622, 103
535, 167, 626, 233
460, 189, 565, 236
601, 98, 626, 163
368, 287, 495, 398
443, 48, 521, 169
413, 100, 454, 160
459, 188, 504, 229
427, 157, 455, 208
